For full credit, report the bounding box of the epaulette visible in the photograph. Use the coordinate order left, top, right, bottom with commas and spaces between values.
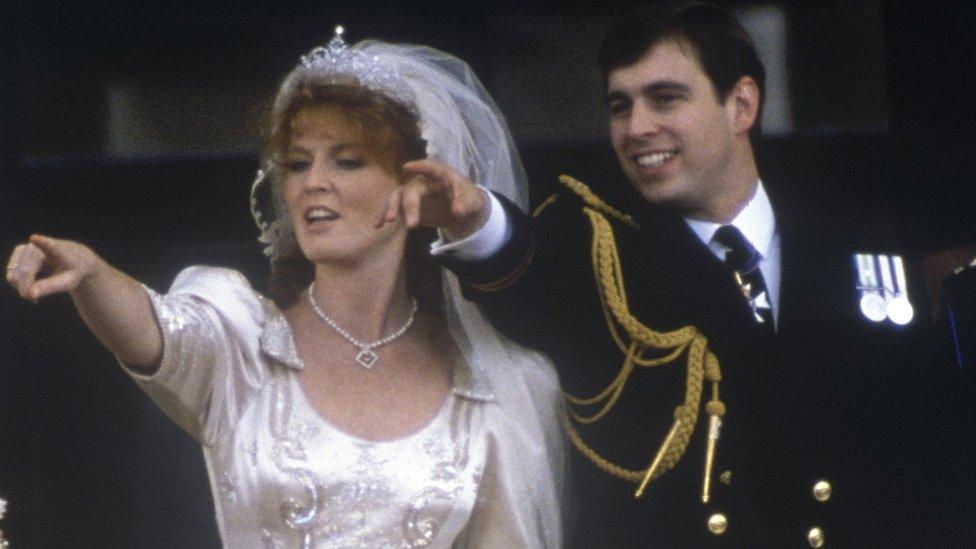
558, 174, 639, 228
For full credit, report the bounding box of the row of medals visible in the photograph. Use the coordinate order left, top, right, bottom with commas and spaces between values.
854, 253, 914, 325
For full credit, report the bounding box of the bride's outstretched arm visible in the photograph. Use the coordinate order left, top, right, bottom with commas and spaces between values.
6, 234, 162, 369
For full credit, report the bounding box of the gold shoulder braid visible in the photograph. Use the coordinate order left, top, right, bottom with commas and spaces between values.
532, 193, 559, 217
558, 175, 725, 503
557, 175, 639, 227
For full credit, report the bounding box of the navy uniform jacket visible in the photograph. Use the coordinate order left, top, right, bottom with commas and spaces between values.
440, 177, 974, 547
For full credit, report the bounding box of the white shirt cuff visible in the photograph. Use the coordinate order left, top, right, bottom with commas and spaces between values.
430, 189, 511, 260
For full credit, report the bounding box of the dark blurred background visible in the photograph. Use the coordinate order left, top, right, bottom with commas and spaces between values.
1, 0, 974, 545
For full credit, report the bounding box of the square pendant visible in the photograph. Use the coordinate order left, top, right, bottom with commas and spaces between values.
356, 348, 378, 369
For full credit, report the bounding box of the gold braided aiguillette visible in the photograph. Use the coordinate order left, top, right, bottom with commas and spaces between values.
557, 175, 725, 501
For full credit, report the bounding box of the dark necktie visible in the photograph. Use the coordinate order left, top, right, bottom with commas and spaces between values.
713, 225, 775, 329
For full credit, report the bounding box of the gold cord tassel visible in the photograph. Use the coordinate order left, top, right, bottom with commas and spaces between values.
701, 414, 721, 503
702, 370, 725, 504
635, 418, 683, 498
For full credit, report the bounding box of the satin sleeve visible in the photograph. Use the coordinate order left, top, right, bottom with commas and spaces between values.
120, 266, 270, 446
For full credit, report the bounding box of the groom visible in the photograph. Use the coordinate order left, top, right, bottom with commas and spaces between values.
398, 1, 971, 545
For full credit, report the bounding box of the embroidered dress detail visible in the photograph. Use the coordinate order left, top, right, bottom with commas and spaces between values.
266, 366, 477, 547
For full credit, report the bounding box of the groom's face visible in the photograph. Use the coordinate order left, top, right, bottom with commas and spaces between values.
606, 39, 741, 220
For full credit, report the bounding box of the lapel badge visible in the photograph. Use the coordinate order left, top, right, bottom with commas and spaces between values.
853, 253, 914, 325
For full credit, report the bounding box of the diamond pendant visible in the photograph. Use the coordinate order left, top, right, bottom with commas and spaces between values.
355, 346, 378, 369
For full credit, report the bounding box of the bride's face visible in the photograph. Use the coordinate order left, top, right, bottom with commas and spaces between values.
282, 106, 405, 268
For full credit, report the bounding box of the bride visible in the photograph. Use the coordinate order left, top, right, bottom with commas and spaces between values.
6, 29, 566, 548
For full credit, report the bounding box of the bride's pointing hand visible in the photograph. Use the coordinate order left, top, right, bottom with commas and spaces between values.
6, 235, 100, 303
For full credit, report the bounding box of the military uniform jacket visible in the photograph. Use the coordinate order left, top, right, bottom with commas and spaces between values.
440, 177, 974, 547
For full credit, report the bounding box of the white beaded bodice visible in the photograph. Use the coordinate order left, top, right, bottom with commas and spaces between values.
240, 370, 481, 548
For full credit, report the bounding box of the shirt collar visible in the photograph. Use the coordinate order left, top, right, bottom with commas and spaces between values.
684, 180, 776, 257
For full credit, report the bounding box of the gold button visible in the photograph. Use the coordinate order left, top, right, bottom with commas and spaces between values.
807, 526, 825, 547
719, 470, 732, 485
812, 480, 832, 503
707, 513, 728, 535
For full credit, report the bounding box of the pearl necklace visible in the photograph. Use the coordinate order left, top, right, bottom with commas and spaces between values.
307, 281, 418, 369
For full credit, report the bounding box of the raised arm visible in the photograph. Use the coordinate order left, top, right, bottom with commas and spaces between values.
6, 234, 162, 368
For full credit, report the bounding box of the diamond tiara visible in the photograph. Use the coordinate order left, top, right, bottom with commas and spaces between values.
296, 25, 403, 100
